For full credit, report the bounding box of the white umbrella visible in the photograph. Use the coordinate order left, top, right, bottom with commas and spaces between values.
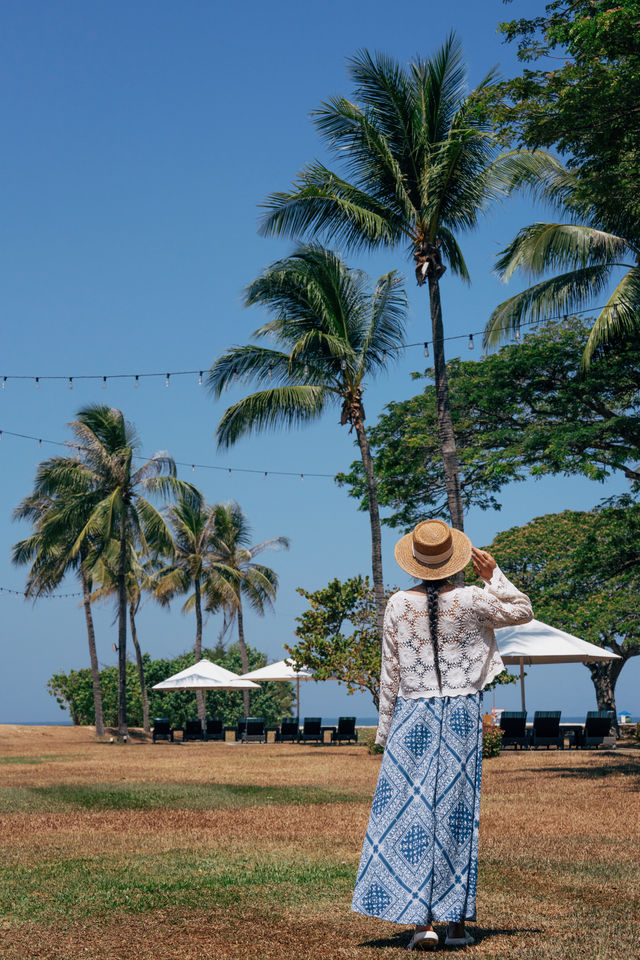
496, 619, 621, 711
239, 658, 315, 717
152, 658, 260, 691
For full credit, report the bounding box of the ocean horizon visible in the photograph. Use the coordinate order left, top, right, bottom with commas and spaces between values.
2, 715, 637, 727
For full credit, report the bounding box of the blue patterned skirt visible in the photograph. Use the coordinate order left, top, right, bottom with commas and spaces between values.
351, 693, 483, 925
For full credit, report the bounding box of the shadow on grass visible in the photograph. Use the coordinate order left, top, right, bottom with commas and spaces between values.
536, 759, 640, 783
360, 925, 542, 950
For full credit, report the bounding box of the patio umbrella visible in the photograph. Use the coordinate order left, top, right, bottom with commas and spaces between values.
238, 658, 315, 717
496, 620, 621, 711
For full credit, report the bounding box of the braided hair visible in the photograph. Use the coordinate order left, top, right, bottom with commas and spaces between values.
424, 577, 450, 692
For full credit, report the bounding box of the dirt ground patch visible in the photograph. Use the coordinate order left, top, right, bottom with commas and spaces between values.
0, 725, 638, 960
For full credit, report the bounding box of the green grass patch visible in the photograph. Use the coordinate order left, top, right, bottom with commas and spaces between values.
0, 754, 87, 766
0, 850, 356, 924
0, 780, 366, 814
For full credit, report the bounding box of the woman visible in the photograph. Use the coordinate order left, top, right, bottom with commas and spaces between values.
351, 519, 533, 950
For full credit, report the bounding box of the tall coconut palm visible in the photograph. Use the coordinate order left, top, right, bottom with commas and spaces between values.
258, 37, 507, 531
12, 458, 106, 738
208, 245, 405, 639
155, 491, 222, 726
205, 501, 289, 717
63, 405, 198, 736
481, 153, 640, 365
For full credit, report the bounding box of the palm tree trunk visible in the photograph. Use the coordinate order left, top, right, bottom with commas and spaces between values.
194, 576, 206, 726
80, 568, 104, 738
354, 420, 386, 643
427, 273, 464, 533
129, 604, 150, 734
117, 510, 128, 737
236, 600, 250, 718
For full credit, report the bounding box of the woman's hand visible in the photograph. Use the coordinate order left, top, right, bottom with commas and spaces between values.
472, 547, 497, 582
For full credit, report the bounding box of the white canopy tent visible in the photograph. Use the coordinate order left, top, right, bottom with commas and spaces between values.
239, 658, 315, 717
495, 619, 621, 711
152, 658, 260, 691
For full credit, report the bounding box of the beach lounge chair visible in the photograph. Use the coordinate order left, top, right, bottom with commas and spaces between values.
152, 718, 174, 743
499, 711, 528, 750
242, 718, 266, 743
530, 711, 563, 749
183, 719, 204, 741
275, 719, 299, 742
205, 719, 225, 742
298, 717, 323, 743
331, 716, 358, 744
580, 711, 615, 749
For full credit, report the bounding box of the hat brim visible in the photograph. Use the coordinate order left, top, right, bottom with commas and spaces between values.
394, 527, 472, 580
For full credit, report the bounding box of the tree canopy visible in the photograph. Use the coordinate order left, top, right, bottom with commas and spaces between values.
488, 0, 640, 233
337, 319, 640, 529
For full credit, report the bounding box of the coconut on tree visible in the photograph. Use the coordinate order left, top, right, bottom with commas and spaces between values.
207, 245, 406, 640
259, 37, 509, 532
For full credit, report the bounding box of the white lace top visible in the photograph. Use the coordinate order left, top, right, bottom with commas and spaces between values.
375, 566, 533, 746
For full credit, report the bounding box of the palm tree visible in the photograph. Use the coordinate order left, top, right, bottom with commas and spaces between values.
63, 405, 198, 737
155, 491, 221, 726
12, 458, 106, 738
482, 153, 640, 364
205, 501, 289, 717
258, 37, 506, 531
208, 245, 405, 639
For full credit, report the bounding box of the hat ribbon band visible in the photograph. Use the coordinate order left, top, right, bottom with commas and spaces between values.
412, 542, 454, 566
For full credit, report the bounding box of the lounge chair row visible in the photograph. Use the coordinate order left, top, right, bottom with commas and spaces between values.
499, 710, 615, 750
152, 716, 359, 744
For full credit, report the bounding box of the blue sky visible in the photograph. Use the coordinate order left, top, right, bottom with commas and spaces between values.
1, 0, 636, 724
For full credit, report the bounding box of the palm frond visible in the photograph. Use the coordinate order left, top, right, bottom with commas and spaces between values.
484, 264, 613, 347
495, 223, 630, 283
582, 269, 640, 366
215, 385, 329, 449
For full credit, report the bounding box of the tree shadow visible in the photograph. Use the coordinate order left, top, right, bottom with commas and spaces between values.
536, 759, 640, 782
359, 925, 541, 950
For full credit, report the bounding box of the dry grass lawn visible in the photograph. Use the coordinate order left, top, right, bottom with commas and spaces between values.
0, 724, 638, 960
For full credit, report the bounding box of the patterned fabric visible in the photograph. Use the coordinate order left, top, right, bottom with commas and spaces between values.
352, 694, 483, 925
376, 566, 533, 746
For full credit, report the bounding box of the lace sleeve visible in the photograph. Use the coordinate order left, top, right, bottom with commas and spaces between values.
375, 595, 401, 747
473, 565, 533, 628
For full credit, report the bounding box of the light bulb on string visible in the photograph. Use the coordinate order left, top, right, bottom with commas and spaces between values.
102, 376, 107, 390
563, 314, 569, 330
165, 374, 170, 387
198, 371, 203, 385
38, 438, 42, 447
68, 377, 73, 390
268, 366, 273, 379
515, 329, 520, 342
228, 468, 232, 477
468, 335, 474, 350
2, 376, 7, 389
35, 377, 39, 389
135, 375, 140, 388
382, 350, 387, 365
191, 464, 195, 473
340, 358, 347, 371
303, 363, 309, 377
612, 303, 620, 322
423, 342, 429, 358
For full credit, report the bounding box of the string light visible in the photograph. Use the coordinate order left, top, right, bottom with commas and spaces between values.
0, 302, 632, 389
68, 377, 73, 390
135, 375, 140, 388
0, 584, 82, 599
382, 350, 387, 364
515, 329, 520, 342
468, 335, 474, 350
102, 376, 107, 390
303, 363, 309, 377
198, 371, 203, 385
35, 377, 39, 389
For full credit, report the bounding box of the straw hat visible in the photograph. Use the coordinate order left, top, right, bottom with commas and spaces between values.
394, 518, 472, 580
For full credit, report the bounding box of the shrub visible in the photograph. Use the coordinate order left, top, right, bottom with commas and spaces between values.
482, 726, 503, 758
360, 728, 384, 755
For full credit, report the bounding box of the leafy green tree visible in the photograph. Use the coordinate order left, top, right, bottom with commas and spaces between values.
208, 245, 406, 639
54, 405, 197, 736
482, 151, 640, 363
259, 38, 511, 532
48, 642, 294, 729
205, 502, 289, 717
13, 456, 106, 738
486, 506, 640, 718
338, 319, 640, 529
288, 575, 516, 710
488, 0, 640, 234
